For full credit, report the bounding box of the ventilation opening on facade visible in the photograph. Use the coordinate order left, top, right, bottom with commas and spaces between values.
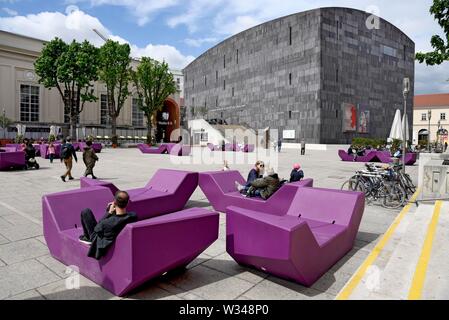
224, 55, 226, 68
232, 87, 234, 97
236, 49, 239, 64
289, 26, 292, 45
204, 75, 207, 87
289, 73, 292, 85
223, 79, 226, 90
336, 109, 339, 118
289, 110, 292, 119
216, 70, 218, 81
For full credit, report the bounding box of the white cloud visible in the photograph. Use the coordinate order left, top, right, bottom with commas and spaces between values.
1, 7, 17, 16
184, 37, 218, 47
68, 0, 180, 26
0, 8, 194, 68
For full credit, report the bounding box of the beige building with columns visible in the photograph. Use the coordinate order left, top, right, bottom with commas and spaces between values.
413, 94, 449, 146
0, 30, 184, 141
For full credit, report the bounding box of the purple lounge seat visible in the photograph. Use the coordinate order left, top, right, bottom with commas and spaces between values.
242, 144, 255, 153
5, 143, 19, 150
42, 186, 219, 296
338, 150, 378, 162
0, 147, 17, 153
137, 143, 167, 154
199, 170, 314, 213
40, 144, 61, 159
207, 143, 219, 151
0, 150, 25, 170
168, 144, 191, 156
224, 143, 234, 151
80, 169, 198, 220
376, 151, 417, 166
226, 186, 365, 286
79, 142, 102, 153
32, 144, 41, 156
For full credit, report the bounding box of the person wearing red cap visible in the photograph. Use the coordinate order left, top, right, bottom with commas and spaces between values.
289, 163, 304, 182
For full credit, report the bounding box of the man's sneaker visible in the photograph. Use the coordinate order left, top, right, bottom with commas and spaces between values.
68, 177, 74, 180
60, 175, 66, 182
78, 235, 92, 245
92, 176, 97, 179
235, 181, 244, 191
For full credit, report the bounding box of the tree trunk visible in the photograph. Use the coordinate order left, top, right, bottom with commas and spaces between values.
70, 116, 77, 140
111, 115, 117, 137
146, 117, 152, 145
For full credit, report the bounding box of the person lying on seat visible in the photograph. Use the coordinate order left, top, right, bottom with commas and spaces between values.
79, 190, 137, 260
246, 169, 281, 200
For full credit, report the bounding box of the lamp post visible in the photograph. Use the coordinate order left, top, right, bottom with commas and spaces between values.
428, 109, 432, 153
402, 78, 410, 171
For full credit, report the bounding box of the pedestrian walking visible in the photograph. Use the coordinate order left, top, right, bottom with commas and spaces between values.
60, 136, 78, 182
83, 140, 99, 179
277, 138, 282, 153
301, 138, 306, 155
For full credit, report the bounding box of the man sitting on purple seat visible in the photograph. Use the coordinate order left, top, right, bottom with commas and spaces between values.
79, 190, 137, 260
246, 169, 281, 200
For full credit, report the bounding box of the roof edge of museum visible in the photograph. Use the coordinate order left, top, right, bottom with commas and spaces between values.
414, 93, 449, 108
183, 6, 414, 71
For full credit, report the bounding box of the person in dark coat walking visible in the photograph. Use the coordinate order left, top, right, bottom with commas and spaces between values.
300, 139, 306, 155
277, 138, 282, 152
83, 140, 99, 179
60, 136, 78, 182
79, 190, 137, 260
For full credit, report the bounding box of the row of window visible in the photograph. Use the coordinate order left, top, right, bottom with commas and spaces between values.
421, 112, 446, 121
19, 84, 145, 126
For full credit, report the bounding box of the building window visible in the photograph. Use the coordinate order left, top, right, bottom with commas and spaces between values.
220, 112, 223, 118
382, 45, 397, 57
223, 79, 226, 90
289, 26, 292, 45
224, 55, 226, 68
132, 98, 144, 127
336, 68, 339, 82
403, 45, 407, 61
236, 49, 239, 64
20, 84, 39, 122
422, 113, 427, 121
192, 97, 195, 107
232, 87, 234, 97
288, 110, 292, 119
176, 78, 181, 90
100, 94, 110, 125
216, 70, 218, 82
204, 75, 207, 87
216, 97, 218, 107
336, 109, 339, 118
289, 73, 292, 85
441, 113, 446, 121
193, 79, 195, 89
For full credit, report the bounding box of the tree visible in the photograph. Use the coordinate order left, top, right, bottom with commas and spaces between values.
0, 113, 12, 139
34, 38, 99, 138
132, 57, 176, 144
416, 0, 449, 65
98, 40, 132, 140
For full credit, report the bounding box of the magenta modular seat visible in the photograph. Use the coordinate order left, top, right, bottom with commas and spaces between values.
0, 150, 25, 170
207, 143, 219, 151
32, 144, 41, 156
226, 185, 365, 286
43, 186, 219, 296
5, 143, 19, 150
79, 142, 102, 153
198, 170, 314, 213
168, 144, 192, 156
80, 169, 198, 220
242, 144, 255, 153
338, 150, 378, 162
40, 144, 62, 159
0, 147, 17, 153
137, 143, 167, 154
376, 151, 417, 166
224, 143, 234, 151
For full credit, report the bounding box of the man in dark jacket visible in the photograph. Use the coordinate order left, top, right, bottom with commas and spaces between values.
60, 136, 78, 182
83, 140, 99, 179
235, 161, 265, 194
247, 171, 281, 200
79, 190, 137, 260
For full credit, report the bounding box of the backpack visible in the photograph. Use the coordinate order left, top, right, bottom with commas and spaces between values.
61, 145, 71, 159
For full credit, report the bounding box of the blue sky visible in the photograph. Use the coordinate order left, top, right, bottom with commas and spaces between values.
0, 0, 448, 94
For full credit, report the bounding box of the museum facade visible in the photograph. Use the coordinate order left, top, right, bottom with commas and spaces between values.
183, 7, 415, 144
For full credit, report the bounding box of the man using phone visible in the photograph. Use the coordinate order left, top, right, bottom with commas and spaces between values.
79, 190, 137, 260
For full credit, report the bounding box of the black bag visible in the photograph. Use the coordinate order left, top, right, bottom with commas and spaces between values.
61, 145, 71, 159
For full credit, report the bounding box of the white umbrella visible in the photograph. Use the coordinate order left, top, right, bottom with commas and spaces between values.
389, 109, 403, 140
402, 113, 409, 141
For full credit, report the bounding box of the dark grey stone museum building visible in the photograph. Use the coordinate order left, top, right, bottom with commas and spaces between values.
183, 7, 415, 144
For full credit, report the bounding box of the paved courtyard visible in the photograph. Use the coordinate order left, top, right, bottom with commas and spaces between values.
0, 146, 420, 300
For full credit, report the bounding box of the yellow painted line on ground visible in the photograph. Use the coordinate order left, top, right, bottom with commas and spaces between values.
408, 200, 443, 300
336, 189, 420, 300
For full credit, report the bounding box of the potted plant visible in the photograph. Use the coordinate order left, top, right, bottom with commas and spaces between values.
111, 135, 118, 148
48, 134, 56, 142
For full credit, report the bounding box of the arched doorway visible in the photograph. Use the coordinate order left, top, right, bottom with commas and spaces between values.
155, 98, 180, 143
418, 129, 429, 143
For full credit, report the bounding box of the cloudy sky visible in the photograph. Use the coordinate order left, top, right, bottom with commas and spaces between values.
0, 0, 447, 94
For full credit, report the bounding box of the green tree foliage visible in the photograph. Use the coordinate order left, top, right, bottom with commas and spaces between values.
132, 57, 176, 144
416, 0, 449, 65
0, 114, 12, 130
34, 38, 99, 138
98, 40, 131, 138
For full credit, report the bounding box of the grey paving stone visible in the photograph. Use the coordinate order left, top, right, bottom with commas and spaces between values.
125, 285, 178, 300
36, 255, 69, 279
0, 216, 43, 242
36, 276, 120, 300
0, 234, 9, 245
203, 239, 226, 257
6, 289, 45, 300
0, 238, 49, 265
0, 259, 60, 300
0, 259, 5, 267
186, 252, 212, 269
203, 252, 268, 284
167, 265, 255, 300
243, 276, 334, 300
